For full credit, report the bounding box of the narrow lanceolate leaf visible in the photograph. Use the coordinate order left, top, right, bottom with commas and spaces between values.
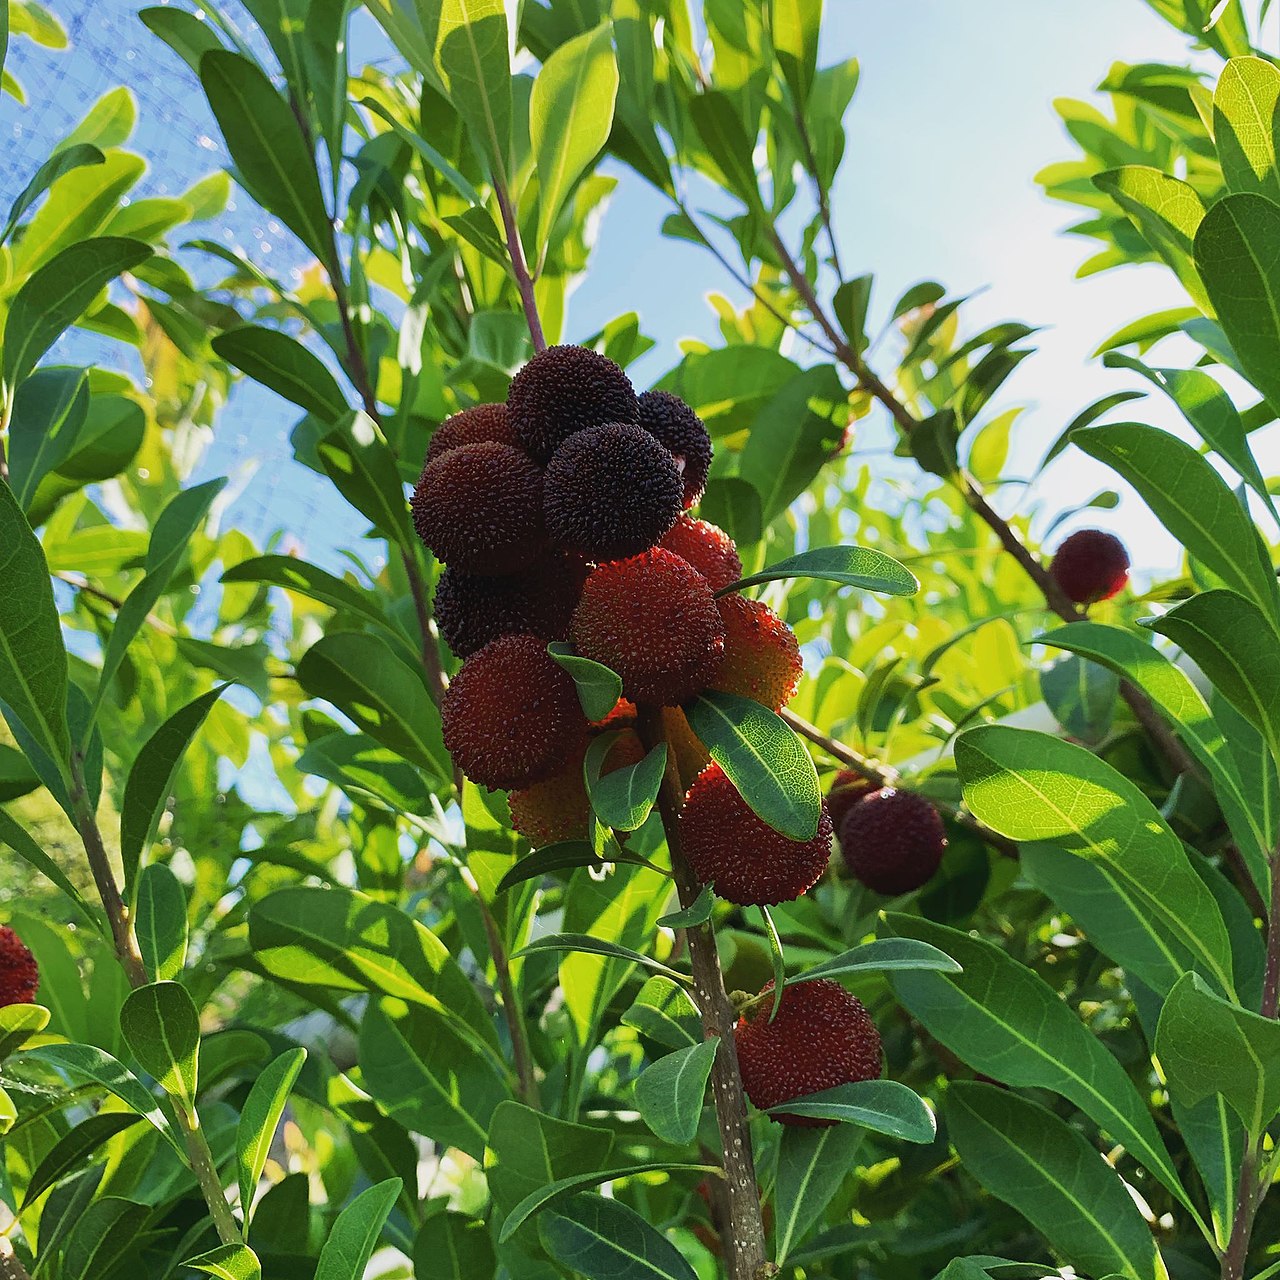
1074, 423, 1280, 621
530, 21, 618, 255
1, 142, 104, 244
316, 410, 415, 546
134, 863, 188, 982
1, 236, 152, 392
773, 1124, 864, 1265
200, 50, 335, 267
119, 686, 227, 893
548, 642, 623, 721
61, 1197, 149, 1280
882, 913, 1199, 1219
314, 1179, 401, 1280
212, 326, 349, 422
772, 0, 821, 106
21, 1112, 142, 1208
0, 808, 97, 924
1195, 193, 1280, 417
496, 840, 657, 891
119, 981, 200, 1107
956, 725, 1234, 998
540, 1194, 699, 1280
657, 885, 714, 930
685, 690, 822, 841
0, 480, 71, 777
185, 1244, 262, 1280
722, 544, 919, 597
947, 1084, 1162, 1280
587, 738, 666, 831
633, 1038, 718, 1145
432, 0, 513, 185
1213, 57, 1280, 202
1156, 972, 1280, 1136
0, 1003, 51, 1061
621, 977, 701, 1050
298, 731, 437, 816
238, 1048, 307, 1221
766, 1080, 935, 1143
7, 366, 90, 512
139, 6, 225, 74
515, 933, 691, 985
790, 936, 961, 985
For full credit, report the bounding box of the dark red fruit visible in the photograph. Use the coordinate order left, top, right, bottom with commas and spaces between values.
711, 595, 802, 712
681, 763, 832, 905
659, 515, 742, 591
735, 979, 882, 1126
412, 441, 545, 575
637, 390, 713, 508
825, 769, 877, 833
838, 788, 947, 895
571, 548, 726, 705
425, 403, 517, 464
1049, 528, 1130, 605
0, 926, 38, 1007
433, 555, 587, 658
507, 345, 639, 462
543, 423, 683, 561
441, 634, 588, 789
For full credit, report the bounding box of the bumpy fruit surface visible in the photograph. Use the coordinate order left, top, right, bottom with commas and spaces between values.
426, 403, 516, 464
544, 423, 683, 560
659, 515, 742, 591
434, 555, 586, 658
507, 345, 639, 462
735, 979, 882, 1126
0, 926, 38, 1007
412, 441, 544, 575
681, 763, 832, 905
711, 595, 802, 712
509, 730, 645, 847
825, 769, 877, 833
637, 390, 712, 508
571, 548, 725, 705
441, 634, 588, 789
1049, 528, 1130, 605
839, 787, 947, 895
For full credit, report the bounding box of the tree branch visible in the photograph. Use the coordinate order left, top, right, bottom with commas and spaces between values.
495, 184, 546, 355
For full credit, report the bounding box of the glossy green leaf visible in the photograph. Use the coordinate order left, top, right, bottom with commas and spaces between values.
548, 642, 623, 721
296, 631, 447, 778
1073, 422, 1280, 626
413, 1213, 496, 1280
212, 326, 349, 422
134, 863, 188, 982
7, 365, 90, 512
587, 739, 666, 831
0, 1084, 15, 1133
685, 691, 822, 841
495, 839, 656, 890
119, 981, 200, 1107
0, 1003, 50, 1061
1213, 56, 1280, 201
22, 1111, 142, 1208
723, 544, 918, 597
689, 89, 760, 209
185, 1244, 263, 1280
540, 1194, 698, 1280
1156, 972, 1280, 1135
316, 410, 415, 546
61, 1197, 149, 1280
139, 6, 225, 73
767, 1080, 935, 1142
772, 0, 821, 106
358, 94, 482, 206
948, 1084, 1160, 1280
221, 554, 391, 631
621, 977, 702, 1050
531, 21, 618, 255
515, 933, 691, 985
773, 1123, 864, 1264
299, 731, 437, 816
200, 50, 334, 266
882, 913, 1198, 1217
699, 476, 763, 547
315, 1178, 401, 1280
238, 1048, 307, 1221
633, 1038, 718, 1144
2, 236, 152, 392
1, 143, 104, 244
657, 885, 714, 929
120, 685, 226, 892
1039, 653, 1118, 743
956, 725, 1234, 997
791, 936, 961, 984
0, 808, 96, 924
432, 0, 513, 184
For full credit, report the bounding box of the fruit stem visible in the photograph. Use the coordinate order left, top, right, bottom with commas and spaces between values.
636, 705, 772, 1280
495, 182, 546, 355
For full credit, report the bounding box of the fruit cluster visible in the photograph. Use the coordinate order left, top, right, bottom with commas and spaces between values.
0, 925, 38, 1008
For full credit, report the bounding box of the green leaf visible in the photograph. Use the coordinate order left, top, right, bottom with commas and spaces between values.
91, 478, 228, 730
621, 977, 702, 1050
515, 933, 691, 985
541, 643, 620, 722
772, 0, 821, 106
657, 885, 714, 930
119, 981, 200, 1107
1039, 654, 1118, 743
791, 936, 961, 985
296, 631, 447, 778
767, 1080, 935, 1142
185, 1244, 263, 1280
0, 1003, 50, 1060
1213, 56, 1280, 201
238, 1048, 307, 1222
1, 143, 104, 244
1156, 971, 1280, 1136
955, 725, 1235, 998
7, 365, 90, 512
21, 1111, 142, 1208
689, 90, 760, 210
531, 21, 618, 256
685, 691, 822, 841
633, 1038, 718, 1144
358, 95, 482, 207
1, 236, 153, 393
299, 731, 437, 816
1073, 423, 1280, 622
948, 1084, 1160, 1280
316, 410, 415, 546
0, 808, 96, 924
413, 1214, 495, 1280
587, 739, 665, 831
540, 1194, 698, 1280
1195, 192, 1280, 415
221, 554, 392, 632
1144, 590, 1280, 769
882, 913, 1199, 1219
200, 50, 334, 267
773, 1124, 864, 1264
120, 686, 227, 892
139, 6, 225, 74
61, 1197, 149, 1280
134, 863, 188, 983
496, 840, 656, 891
0, 479, 70, 777
722, 544, 918, 598
699, 476, 763, 547
314, 1178, 402, 1280
212, 326, 349, 422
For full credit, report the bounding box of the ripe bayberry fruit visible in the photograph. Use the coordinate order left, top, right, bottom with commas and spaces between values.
839, 788, 946, 895
1049, 528, 1129, 605
659, 515, 742, 591
735, 978, 882, 1126
710, 595, 802, 712
425, 403, 517, 465
637, 390, 712, 508
0, 926, 38, 1007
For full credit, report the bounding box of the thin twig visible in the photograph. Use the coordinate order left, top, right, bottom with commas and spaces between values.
495, 184, 546, 354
